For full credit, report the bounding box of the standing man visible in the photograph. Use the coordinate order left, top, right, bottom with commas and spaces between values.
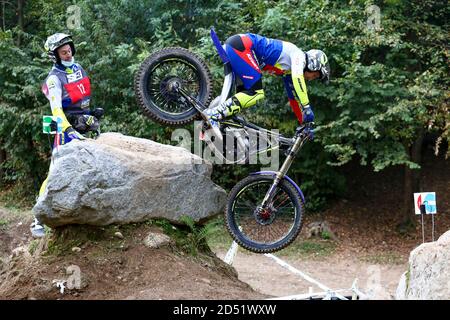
30, 33, 102, 237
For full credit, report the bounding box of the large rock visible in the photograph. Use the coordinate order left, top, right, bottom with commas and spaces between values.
395, 230, 450, 300
33, 133, 227, 227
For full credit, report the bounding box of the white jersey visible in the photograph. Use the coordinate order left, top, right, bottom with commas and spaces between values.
262, 41, 306, 77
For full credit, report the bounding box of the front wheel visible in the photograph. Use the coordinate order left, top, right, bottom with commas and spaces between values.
225, 175, 305, 253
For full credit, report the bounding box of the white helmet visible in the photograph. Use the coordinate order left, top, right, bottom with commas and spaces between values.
44, 33, 76, 64
306, 49, 330, 84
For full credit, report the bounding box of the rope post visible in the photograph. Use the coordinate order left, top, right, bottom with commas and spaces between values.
420, 204, 426, 243
432, 213, 435, 242
224, 240, 239, 265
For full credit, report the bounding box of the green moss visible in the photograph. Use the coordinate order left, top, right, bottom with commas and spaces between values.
147, 217, 220, 257
321, 230, 332, 240
0, 218, 8, 229
278, 239, 337, 258
40, 218, 219, 259
28, 239, 39, 255
205, 218, 234, 251
44, 224, 119, 257
359, 252, 405, 265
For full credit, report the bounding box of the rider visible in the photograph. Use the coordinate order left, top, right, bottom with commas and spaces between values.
204, 33, 330, 135
30, 33, 103, 237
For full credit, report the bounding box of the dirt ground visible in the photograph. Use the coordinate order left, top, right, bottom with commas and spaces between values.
0, 150, 448, 300
0, 219, 266, 300
215, 250, 407, 299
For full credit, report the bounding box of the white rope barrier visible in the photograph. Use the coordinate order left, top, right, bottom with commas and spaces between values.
223, 240, 368, 300
223, 240, 239, 265
263, 253, 349, 300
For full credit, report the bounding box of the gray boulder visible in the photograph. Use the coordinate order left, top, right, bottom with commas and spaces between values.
33, 132, 227, 227
395, 230, 450, 300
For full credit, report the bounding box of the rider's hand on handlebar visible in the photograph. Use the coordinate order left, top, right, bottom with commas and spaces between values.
305, 126, 314, 141
295, 122, 315, 141
302, 105, 315, 123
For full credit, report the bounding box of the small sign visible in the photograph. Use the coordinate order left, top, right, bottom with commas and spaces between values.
414, 192, 437, 215
43, 116, 62, 134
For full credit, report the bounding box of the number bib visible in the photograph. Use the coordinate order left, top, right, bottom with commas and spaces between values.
63, 77, 91, 104
44, 64, 92, 113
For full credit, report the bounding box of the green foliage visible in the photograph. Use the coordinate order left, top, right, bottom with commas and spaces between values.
204, 216, 235, 250
178, 215, 221, 256
321, 230, 332, 240
28, 239, 40, 255
44, 224, 125, 256
279, 239, 337, 258
360, 251, 404, 265
152, 216, 220, 256
0, 218, 8, 229
46, 234, 81, 257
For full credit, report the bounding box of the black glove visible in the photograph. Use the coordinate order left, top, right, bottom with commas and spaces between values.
50, 120, 58, 133
91, 108, 104, 120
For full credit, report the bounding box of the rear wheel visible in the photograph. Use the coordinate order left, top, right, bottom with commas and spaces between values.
134, 47, 213, 126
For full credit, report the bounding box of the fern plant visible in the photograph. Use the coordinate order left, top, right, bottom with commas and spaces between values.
179, 215, 221, 256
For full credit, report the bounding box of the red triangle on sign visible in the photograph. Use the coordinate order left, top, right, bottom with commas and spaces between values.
417, 194, 422, 209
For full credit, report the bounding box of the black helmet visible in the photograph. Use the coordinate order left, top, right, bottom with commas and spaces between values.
44, 33, 76, 65
306, 49, 330, 84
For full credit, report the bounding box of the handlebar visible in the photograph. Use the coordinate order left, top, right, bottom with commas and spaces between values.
295, 122, 315, 140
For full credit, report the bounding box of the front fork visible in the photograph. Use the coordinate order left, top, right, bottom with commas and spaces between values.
260, 132, 307, 208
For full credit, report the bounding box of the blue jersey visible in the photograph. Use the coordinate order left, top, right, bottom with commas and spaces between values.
245, 33, 283, 68
223, 33, 311, 123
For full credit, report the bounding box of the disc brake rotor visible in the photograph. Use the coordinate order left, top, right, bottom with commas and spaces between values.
254, 205, 277, 225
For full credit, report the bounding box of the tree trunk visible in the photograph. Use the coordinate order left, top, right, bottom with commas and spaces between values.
400, 127, 425, 230
2, 1, 5, 31
16, 0, 24, 46
0, 145, 6, 187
